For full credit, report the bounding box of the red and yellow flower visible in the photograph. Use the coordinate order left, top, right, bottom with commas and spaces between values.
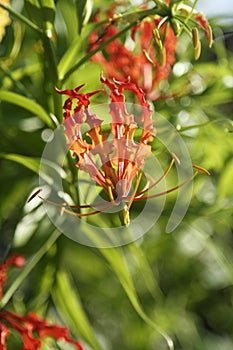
29, 75, 209, 226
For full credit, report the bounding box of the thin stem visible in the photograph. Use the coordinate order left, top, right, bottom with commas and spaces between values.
174, 0, 199, 36
65, 153, 81, 209
123, 172, 142, 225
0, 3, 41, 34
177, 121, 210, 132
41, 36, 62, 121
62, 203, 113, 217
62, 21, 138, 83
0, 64, 34, 98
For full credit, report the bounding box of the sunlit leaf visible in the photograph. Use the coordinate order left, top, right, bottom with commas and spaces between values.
25, 0, 55, 31
57, 22, 97, 81
76, 0, 93, 34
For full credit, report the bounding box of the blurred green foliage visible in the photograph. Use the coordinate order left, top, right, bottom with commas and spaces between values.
0, 1, 233, 349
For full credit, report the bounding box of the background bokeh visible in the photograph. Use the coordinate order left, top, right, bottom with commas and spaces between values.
0, 1, 233, 349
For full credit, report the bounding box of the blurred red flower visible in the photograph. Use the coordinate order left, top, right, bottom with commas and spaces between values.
89, 11, 177, 100
0, 255, 83, 350
89, 2, 212, 100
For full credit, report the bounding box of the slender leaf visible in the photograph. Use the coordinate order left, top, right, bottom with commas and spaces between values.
100, 246, 174, 350
53, 270, 103, 350
0, 2, 41, 33
58, 35, 82, 81
25, 0, 55, 31
76, 0, 93, 34
0, 229, 61, 308
128, 243, 163, 300
0, 91, 54, 128
0, 154, 52, 185
57, 22, 98, 80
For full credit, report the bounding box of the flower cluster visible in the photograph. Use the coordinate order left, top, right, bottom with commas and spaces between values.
38, 74, 208, 226
0, 255, 83, 350
89, 1, 212, 99
55, 75, 157, 224
31, 2, 211, 225
89, 6, 177, 100
56, 74, 155, 200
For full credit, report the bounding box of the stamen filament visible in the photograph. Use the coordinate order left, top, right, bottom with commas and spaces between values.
106, 178, 115, 202
123, 172, 143, 225
192, 165, 210, 175
38, 196, 92, 209
29, 189, 116, 212
62, 203, 113, 217
37, 195, 114, 217
126, 158, 175, 200
133, 171, 199, 201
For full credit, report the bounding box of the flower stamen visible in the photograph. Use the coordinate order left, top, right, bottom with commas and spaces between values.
123, 171, 143, 226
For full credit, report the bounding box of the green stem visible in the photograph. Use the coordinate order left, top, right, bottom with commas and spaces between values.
0, 3, 62, 121
67, 152, 80, 207
62, 21, 138, 83
0, 230, 61, 309
62, 3, 172, 83
175, 0, 199, 36
41, 35, 62, 121
0, 64, 34, 98
0, 3, 41, 33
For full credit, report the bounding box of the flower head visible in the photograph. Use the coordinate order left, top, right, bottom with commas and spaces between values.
0, 255, 83, 350
34, 75, 209, 226
56, 75, 155, 205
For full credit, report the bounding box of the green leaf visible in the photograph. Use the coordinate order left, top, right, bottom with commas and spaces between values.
57, 22, 97, 80
25, 0, 55, 32
0, 91, 54, 128
99, 246, 174, 350
1, 153, 41, 173
53, 270, 103, 350
76, 0, 93, 34
128, 243, 163, 299
0, 154, 51, 185
0, 229, 61, 309
0, 2, 41, 33
218, 159, 233, 198
58, 35, 82, 81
